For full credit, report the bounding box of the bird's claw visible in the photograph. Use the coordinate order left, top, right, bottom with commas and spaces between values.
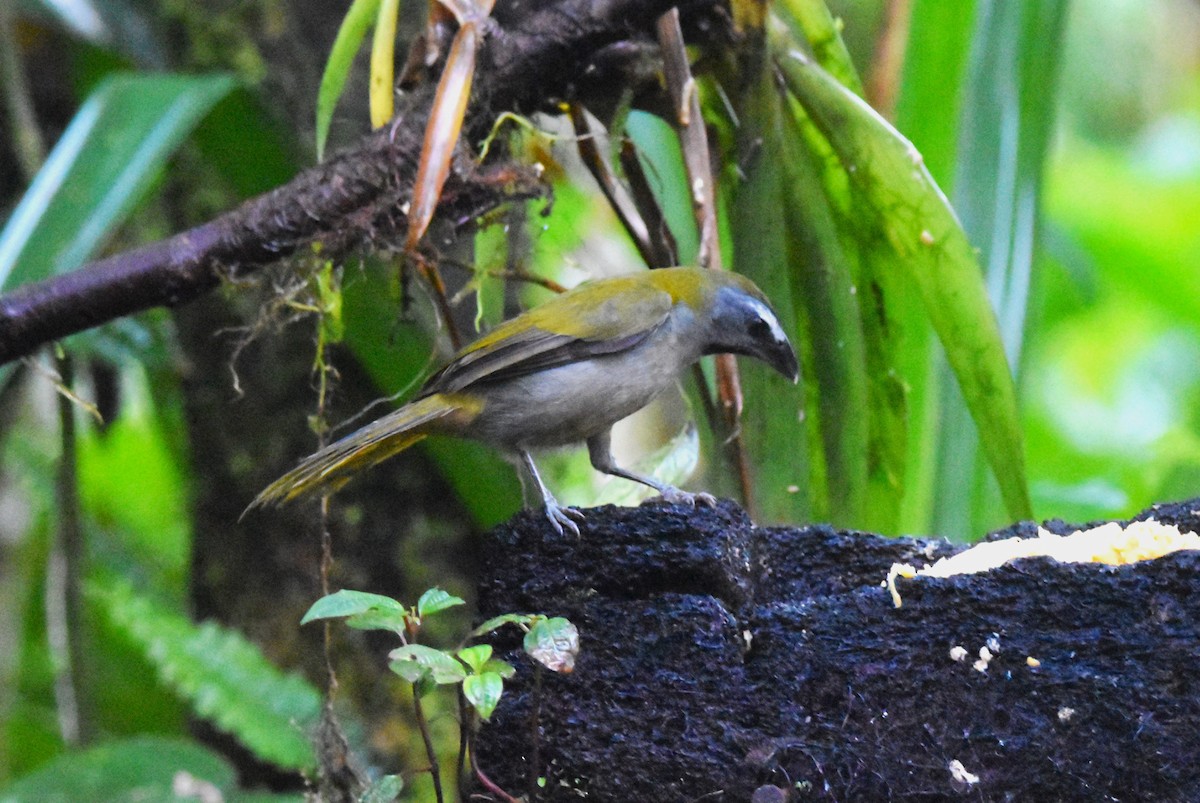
544, 501, 585, 538
657, 487, 718, 508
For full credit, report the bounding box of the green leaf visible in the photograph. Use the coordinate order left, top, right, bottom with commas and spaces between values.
388, 644, 466, 685
481, 658, 516, 679
456, 644, 492, 674
0, 735, 235, 803
416, 587, 465, 617
625, 110, 699, 265
728, 63, 813, 523
523, 617, 579, 674
301, 589, 403, 625
344, 609, 408, 632
775, 42, 1033, 524
929, 0, 1069, 535
893, 0, 978, 187
0, 73, 235, 291
359, 773, 405, 803
470, 613, 535, 637
316, 0, 382, 161
462, 672, 504, 721
94, 582, 320, 771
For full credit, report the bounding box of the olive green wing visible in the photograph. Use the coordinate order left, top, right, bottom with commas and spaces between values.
421, 275, 675, 395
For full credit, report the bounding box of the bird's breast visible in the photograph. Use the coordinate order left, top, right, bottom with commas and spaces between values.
462, 328, 695, 449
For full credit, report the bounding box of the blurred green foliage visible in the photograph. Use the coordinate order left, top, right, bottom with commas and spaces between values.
1, 0, 1199, 799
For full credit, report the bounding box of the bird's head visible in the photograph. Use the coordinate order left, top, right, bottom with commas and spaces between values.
700, 272, 799, 383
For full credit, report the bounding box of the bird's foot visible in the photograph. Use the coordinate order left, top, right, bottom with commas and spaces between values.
655, 486, 718, 508
543, 499, 585, 538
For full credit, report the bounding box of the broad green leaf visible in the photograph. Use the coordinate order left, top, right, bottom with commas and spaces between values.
776, 0, 863, 95
893, 0, 978, 187
456, 644, 492, 674
301, 589, 403, 625
0, 73, 235, 291
388, 644, 466, 684
94, 582, 320, 771
728, 61, 812, 523
316, 0, 383, 161
523, 617, 578, 674
625, 110, 699, 265
777, 90, 870, 527
0, 736, 234, 803
416, 587, 465, 617
930, 0, 1069, 536
470, 612, 535, 637
776, 44, 1033, 524
462, 672, 503, 720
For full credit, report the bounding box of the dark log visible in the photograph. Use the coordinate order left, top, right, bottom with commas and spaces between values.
474, 498, 1200, 801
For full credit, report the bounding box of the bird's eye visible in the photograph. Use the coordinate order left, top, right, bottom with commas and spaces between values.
748, 316, 772, 339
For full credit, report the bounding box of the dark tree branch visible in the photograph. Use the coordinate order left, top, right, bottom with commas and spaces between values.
0, 0, 716, 364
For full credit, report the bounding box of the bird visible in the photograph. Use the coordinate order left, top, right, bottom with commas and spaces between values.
246, 266, 798, 535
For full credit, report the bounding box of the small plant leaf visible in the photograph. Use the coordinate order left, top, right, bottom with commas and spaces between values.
463, 672, 504, 720
389, 644, 466, 684
301, 589, 404, 625
457, 643, 493, 674
416, 587, 466, 617
523, 617, 579, 674
344, 608, 408, 632
471, 612, 535, 637
359, 773, 405, 803
316, 0, 383, 161
481, 658, 516, 679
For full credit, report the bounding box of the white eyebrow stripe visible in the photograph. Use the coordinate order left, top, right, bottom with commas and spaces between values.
748, 297, 788, 342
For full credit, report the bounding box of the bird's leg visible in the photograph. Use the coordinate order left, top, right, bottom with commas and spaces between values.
586, 430, 716, 508
520, 450, 584, 537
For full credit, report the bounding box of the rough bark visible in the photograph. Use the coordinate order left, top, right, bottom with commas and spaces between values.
474, 498, 1200, 802
0, 0, 716, 364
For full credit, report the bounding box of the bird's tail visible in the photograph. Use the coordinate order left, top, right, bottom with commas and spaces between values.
245, 392, 482, 513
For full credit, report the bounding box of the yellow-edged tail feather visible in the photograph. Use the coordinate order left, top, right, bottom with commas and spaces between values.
244, 393, 482, 513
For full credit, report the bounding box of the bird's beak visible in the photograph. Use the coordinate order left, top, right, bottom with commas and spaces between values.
766, 335, 800, 384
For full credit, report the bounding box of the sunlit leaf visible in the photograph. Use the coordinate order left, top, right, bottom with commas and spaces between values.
360, 773, 405, 803
462, 672, 503, 720
316, 0, 383, 160
416, 587, 465, 617
388, 644, 466, 684
301, 589, 403, 625
456, 643, 492, 674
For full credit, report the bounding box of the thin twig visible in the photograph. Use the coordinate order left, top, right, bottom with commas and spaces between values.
527, 664, 544, 800
470, 734, 519, 803
413, 684, 446, 803
656, 7, 753, 506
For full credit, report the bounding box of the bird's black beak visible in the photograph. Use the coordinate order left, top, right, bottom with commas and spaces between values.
767, 334, 800, 384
